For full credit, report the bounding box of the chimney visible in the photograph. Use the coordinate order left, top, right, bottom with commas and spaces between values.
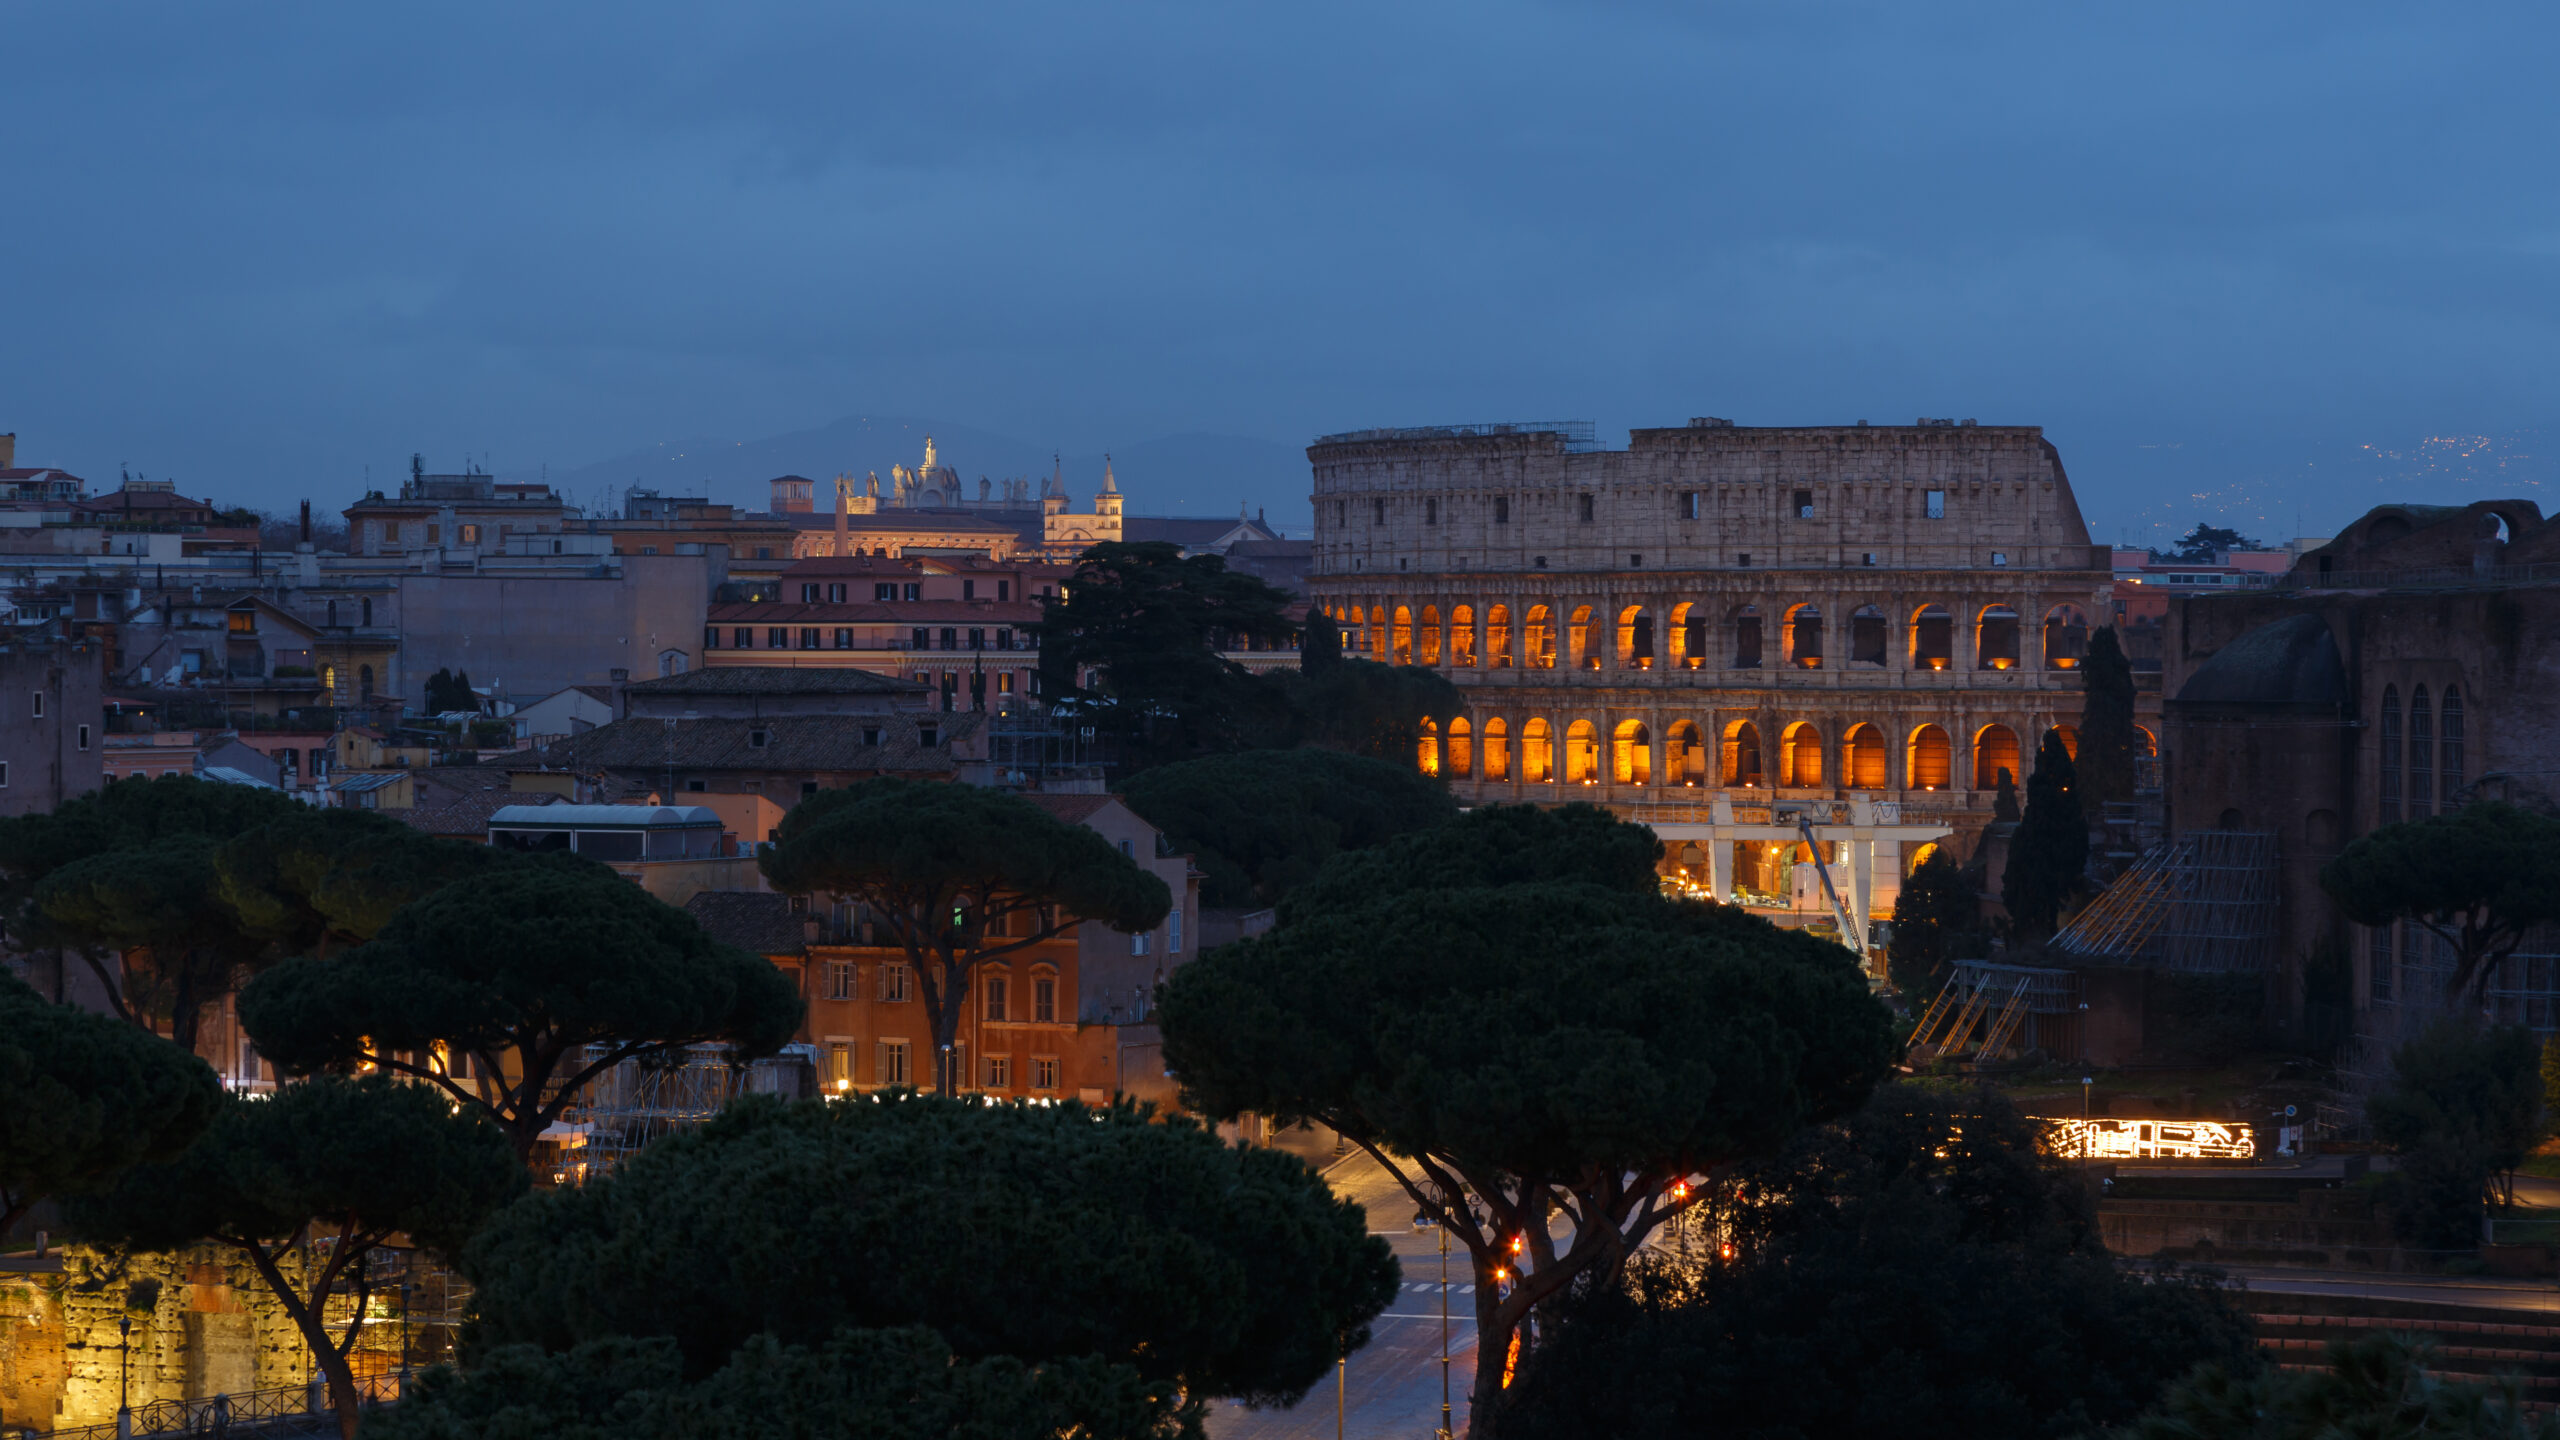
0, 433, 14, 468
299, 499, 311, 544
609, 666, 630, 718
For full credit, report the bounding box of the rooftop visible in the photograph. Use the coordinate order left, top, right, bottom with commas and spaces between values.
684, 891, 807, 956
626, 666, 928, 698
533, 711, 982, 774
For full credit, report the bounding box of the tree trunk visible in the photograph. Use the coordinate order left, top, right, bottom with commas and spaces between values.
1466, 1279, 1520, 1438
240, 1244, 365, 1440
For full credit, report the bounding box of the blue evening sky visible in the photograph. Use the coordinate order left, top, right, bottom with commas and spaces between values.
4, 3, 2555, 542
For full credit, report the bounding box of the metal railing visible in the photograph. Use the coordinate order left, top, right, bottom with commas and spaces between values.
28, 1376, 401, 1440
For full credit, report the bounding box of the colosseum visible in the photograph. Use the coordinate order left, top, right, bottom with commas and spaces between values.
1305, 417, 2117, 945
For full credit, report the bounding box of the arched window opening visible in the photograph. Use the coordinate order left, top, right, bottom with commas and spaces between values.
2379, 685, 2402, 823
1784, 604, 1823, 668
358, 664, 374, 698
2043, 605, 2089, 670
1973, 724, 2021, 791
1525, 606, 1555, 669
1569, 606, 1598, 671
1731, 605, 1763, 669
2442, 686, 2464, 806
2135, 725, 2157, 757
1668, 720, 1706, 785
1417, 606, 1442, 666
1523, 719, 1553, 783
1908, 724, 1952, 791
1909, 841, 1940, 873
1612, 720, 1652, 785
1487, 605, 1512, 667
1911, 605, 1953, 669
1844, 723, 1888, 790
1447, 717, 1474, 778
1672, 602, 1703, 669
2048, 725, 2079, 761
1483, 717, 1512, 781
1850, 605, 1887, 666
1780, 722, 1824, 788
1721, 719, 1764, 788
1417, 718, 1440, 776
2409, 684, 2433, 818
1976, 606, 2021, 671
1450, 606, 1476, 667
1565, 720, 1600, 783
1392, 606, 1414, 665
1617, 605, 1654, 670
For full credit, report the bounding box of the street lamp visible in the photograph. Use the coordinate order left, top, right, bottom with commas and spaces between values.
1413, 1203, 1453, 1440
118, 1312, 131, 1434
2082, 1075, 2095, 1172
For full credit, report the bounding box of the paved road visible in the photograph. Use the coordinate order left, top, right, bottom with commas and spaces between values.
2227, 1266, 2560, 1313
1210, 1146, 1479, 1440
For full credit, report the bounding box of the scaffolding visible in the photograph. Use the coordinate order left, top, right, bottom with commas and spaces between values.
2049, 830, 2279, 973
560, 1042, 818, 1179
1908, 960, 2083, 1066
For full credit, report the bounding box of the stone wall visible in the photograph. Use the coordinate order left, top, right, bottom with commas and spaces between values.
1303, 421, 2111, 862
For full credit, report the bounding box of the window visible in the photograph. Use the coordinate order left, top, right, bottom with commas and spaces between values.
228, 610, 255, 635
766, 627, 789, 648
1425, 498, 1438, 524
1991, 551, 2008, 567
918, 726, 938, 746
76, 724, 88, 751
876, 582, 896, 601
998, 671, 1016, 695
878, 1039, 911, 1087
1578, 494, 1594, 522
1373, 498, 1386, 524
939, 628, 958, 650
29, 692, 39, 718
755, 546, 772, 559
963, 580, 976, 599
862, 726, 882, 746
1493, 496, 1510, 524
828, 1041, 852, 1091
904, 583, 922, 602
1033, 974, 1056, 1023
1132, 930, 1150, 956
704, 627, 720, 650
1737, 553, 1751, 566
1679, 490, 1700, 520
912, 627, 931, 650
986, 1054, 1011, 1089
1793, 489, 1814, 519
1119, 838, 1133, 857
2409, 685, 2434, 817
1031, 1056, 1060, 1091
879, 963, 914, 1002
802, 583, 821, 601
0, 761, 8, 788
685, 778, 706, 791
361, 598, 373, 626
801, 781, 818, 797
2442, 685, 2465, 804
1169, 908, 1182, 954
998, 580, 1011, 600
828, 583, 847, 603
824, 960, 857, 1000
968, 628, 985, 650
984, 975, 1009, 1022
426, 524, 441, 544
728, 627, 748, 648
1924, 489, 1946, 519
799, 627, 820, 649
748, 728, 770, 748
2379, 685, 2402, 823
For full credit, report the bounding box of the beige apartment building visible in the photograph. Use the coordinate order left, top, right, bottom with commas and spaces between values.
1306, 418, 2117, 907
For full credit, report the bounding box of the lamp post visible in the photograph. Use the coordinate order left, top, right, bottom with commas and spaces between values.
2082, 1075, 2095, 1172
1414, 1201, 1454, 1440
118, 1313, 131, 1438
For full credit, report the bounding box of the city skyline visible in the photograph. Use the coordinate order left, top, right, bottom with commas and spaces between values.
9, 5, 2560, 544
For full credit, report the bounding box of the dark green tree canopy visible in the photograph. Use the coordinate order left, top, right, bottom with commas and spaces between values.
2103, 1330, 2558, 1440
2368, 1019, 2544, 1246
0, 774, 307, 897
2320, 802, 2560, 1000
1034, 540, 1300, 759
2077, 626, 2142, 812
1276, 655, 1465, 764
240, 859, 802, 1156
0, 970, 221, 1235
761, 777, 1167, 1090
1116, 747, 1457, 907
1889, 849, 1982, 999
2003, 729, 2087, 936
26, 835, 262, 1047
215, 806, 507, 955
426, 667, 481, 713
1492, 1087, 2257, 1440
2172, 523, 2261, 560
1158, 802, 1894, 1425
374, 1327, 1196, 1440
69, 1074, 526, 1438
459, 1094, 1397, 1408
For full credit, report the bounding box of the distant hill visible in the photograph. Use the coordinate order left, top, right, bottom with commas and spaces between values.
545, 415, 1312, 530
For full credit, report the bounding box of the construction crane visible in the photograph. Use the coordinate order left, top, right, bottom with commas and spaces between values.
1776, 804, 1872, 971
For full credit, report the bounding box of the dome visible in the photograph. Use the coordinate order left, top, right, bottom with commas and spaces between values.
2174, 613, 2347, 708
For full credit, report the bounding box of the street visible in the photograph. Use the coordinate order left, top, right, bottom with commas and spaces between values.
1210, 1144, 1479, 1440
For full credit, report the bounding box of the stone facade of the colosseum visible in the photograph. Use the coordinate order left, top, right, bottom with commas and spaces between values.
1305, 419, 2119, 882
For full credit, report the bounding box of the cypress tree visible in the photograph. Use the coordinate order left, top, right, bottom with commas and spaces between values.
2077, 627, 2140, 812
2002, 731, 2087, 936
